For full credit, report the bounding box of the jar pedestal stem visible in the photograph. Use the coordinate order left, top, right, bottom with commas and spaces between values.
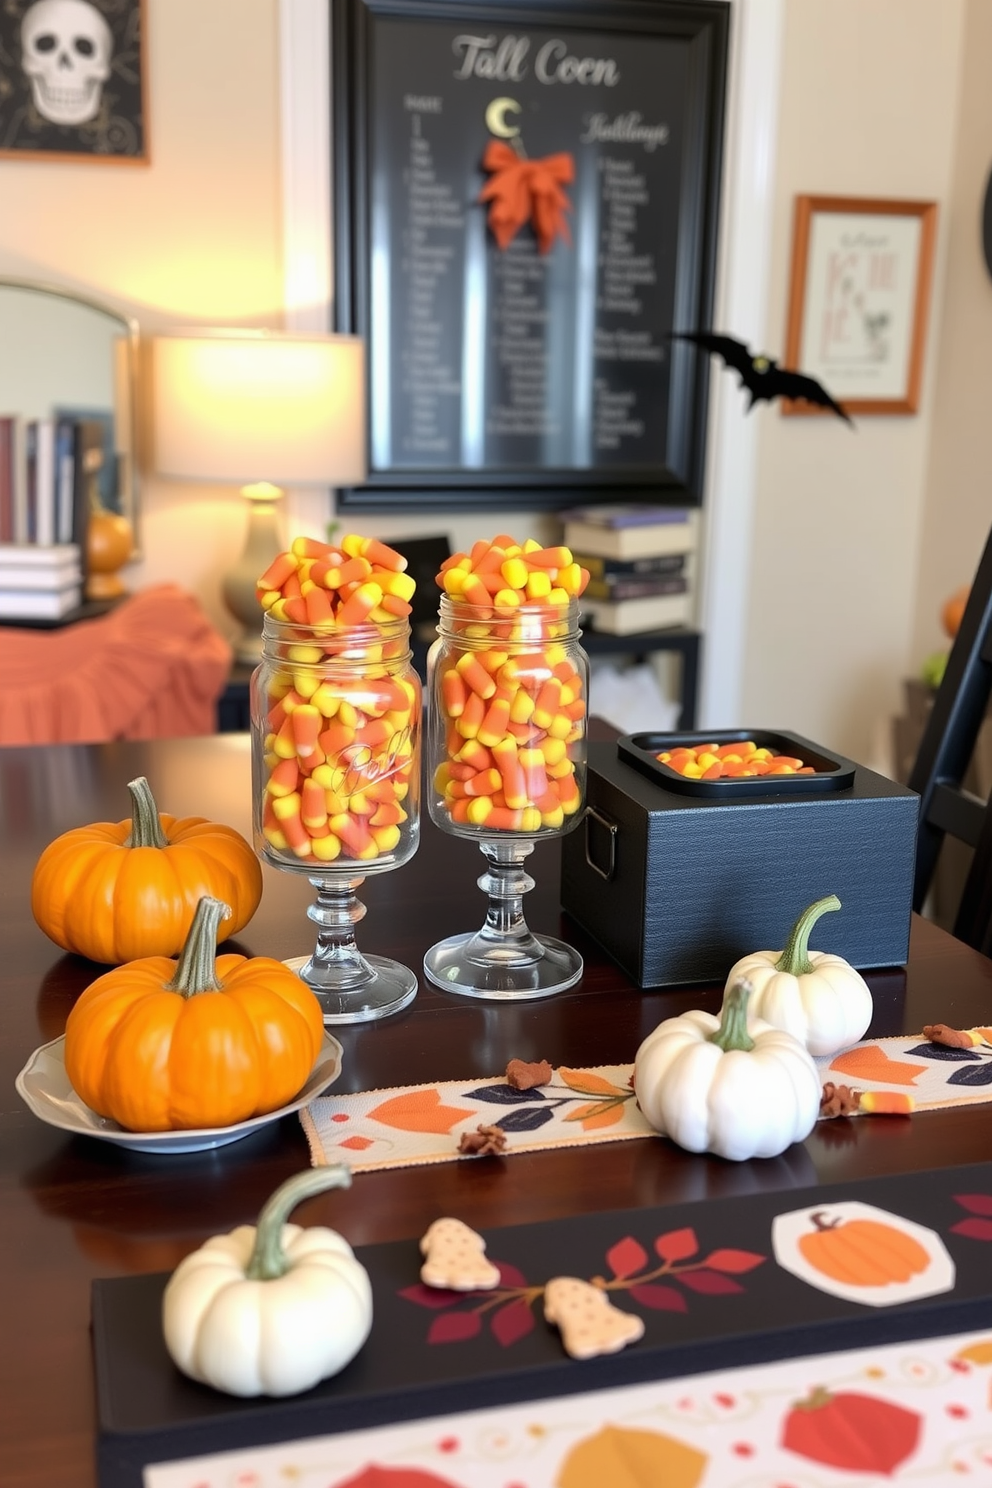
423, 840, 583, 1000
284, 875, 418, 1024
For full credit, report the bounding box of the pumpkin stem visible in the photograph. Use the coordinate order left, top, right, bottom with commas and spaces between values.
245, 1166, 353, 1281
164, 896, 231, 996
124, 776, 169, 850
809, 1210, 842, 1232
793, 1385, 834, 1412
774, 895, 841, 977
708, 977, 756, 1053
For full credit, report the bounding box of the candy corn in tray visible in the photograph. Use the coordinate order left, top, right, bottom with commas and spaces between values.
253, 535, 422, 869
429, 536, 590, 836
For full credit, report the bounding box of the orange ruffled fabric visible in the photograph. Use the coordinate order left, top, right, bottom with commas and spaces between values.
0, 585, 232, 746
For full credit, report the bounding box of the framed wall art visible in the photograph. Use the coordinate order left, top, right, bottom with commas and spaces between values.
331, 0, 729, 511
0, 0, 148, 165
783, 195, 938, 417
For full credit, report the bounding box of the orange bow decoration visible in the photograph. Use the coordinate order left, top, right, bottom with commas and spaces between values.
478, 140, 575, 254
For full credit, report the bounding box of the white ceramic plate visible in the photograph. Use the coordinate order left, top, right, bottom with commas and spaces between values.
15, 1032, 344, 1154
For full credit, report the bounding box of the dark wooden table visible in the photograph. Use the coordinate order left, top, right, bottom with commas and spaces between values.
2, 733, 991, 1488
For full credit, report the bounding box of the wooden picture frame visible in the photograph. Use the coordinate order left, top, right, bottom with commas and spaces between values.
783, 195, 937, 416
331, 0, 729, 512
0, 0, 148, 165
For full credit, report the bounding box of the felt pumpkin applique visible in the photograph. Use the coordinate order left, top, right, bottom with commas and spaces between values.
797, 1211, 930, 1286
781, 1387, 922, 1475
772, 1202, 954, 1307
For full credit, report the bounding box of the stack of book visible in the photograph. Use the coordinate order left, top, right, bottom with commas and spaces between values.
0, 413, 104, 550
562, 505, 697, 635
0, 543, 83, 620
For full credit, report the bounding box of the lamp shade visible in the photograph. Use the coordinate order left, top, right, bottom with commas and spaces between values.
151, 330, 367, 487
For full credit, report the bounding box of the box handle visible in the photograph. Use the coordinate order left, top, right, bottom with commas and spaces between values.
584, 806, 617, 881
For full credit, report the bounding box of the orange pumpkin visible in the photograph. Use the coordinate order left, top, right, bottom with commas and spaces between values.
798, 1211, 930, 1286
64, 897, 324, 1131
31, 776, 263, 964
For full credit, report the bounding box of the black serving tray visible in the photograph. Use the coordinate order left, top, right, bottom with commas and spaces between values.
618, 729, 856, 797
93, 1162, 992, 1488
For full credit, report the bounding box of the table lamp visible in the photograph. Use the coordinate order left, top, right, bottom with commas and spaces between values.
151, 330, 367, 661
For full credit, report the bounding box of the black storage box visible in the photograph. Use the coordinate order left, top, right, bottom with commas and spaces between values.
561, 732, 919, 987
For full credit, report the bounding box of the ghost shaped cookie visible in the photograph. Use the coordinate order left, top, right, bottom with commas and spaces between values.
420, 1217, 501, 1291
544, 1276, 645, 1360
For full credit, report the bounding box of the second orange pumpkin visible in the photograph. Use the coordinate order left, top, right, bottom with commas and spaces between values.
64, 897, 324, 1131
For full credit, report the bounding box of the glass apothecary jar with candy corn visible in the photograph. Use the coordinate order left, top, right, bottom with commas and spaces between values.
423, 535, 590, 1001
251, 534, 422, 1024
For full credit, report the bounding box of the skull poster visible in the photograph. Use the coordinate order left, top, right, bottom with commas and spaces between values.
0, 0, 146, 161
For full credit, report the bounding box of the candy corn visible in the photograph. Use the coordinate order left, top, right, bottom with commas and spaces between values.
256, 535, 420, 864
432, 534, 587, 833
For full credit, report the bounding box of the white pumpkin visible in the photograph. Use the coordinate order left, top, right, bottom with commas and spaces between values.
726, 895, 872, 1057
634, 978, 821, 1161
163, 1166, 372, 1398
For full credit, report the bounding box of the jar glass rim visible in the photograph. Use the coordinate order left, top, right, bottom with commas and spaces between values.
436, 593, 582, 641
261, 611, 412, 645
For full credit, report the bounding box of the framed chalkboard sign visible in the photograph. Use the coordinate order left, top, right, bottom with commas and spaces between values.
332, 0, 729, 511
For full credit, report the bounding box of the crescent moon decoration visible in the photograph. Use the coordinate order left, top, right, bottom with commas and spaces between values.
485, 97, 522, 139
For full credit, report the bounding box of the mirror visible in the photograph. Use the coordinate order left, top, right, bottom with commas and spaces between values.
0, 277, 139, 552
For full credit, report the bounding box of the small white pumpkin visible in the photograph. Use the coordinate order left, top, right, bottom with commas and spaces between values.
725, 895, 872, 1057
163, 1166, 372, 1398
634, 978, 821, 1161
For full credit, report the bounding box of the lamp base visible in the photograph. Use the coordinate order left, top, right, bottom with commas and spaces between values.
222, 483, 284, 657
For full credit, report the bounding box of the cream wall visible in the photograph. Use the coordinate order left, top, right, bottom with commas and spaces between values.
740, 0, 970, 765
1, 0, 987, 738
0, 0, 557, 643
0, 0, 286, 643
911, 0, 992, 666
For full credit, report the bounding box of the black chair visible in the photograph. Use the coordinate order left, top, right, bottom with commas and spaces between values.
908, 524, 992, 955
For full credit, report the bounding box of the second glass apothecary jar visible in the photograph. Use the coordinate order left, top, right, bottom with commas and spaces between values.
423, 594, 589, 999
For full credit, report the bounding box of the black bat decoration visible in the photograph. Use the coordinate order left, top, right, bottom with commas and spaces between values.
671, 331, 854, 425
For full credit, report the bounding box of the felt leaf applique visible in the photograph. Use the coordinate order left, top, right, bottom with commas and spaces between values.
606, 1236, 649, 1278
678, 1269, 744, 1295
829, 1045, 928, 1085
464, 1083, 547, 1104
495, 1259, 527, 1287
428, 1310, 482, 1344
494, 1105, 555, 1133
398, 1283, 466, 1310
627, 1283, 688, 1312
950, 1217, 992, 1241
906, 1042, 983, 1062
556, 1424, 708, 1488
559, 1067, 631, 1098
703, 1248, 766, 1274
947, 1063, 992, 1086
490, 1299, 535, 1347
563, 1098, 626, 1130
954, 1193, 992, 1216
656, 1227, 699, 1262
369, 1088, 476, 1134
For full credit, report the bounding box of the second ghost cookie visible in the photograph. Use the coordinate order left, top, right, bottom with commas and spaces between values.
544, 1276, 645, 1359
